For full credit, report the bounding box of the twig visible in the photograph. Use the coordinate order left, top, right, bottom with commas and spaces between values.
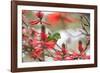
22, 15, 29, 27
56, 43, 62, 50
84, 40, 90, 52
82, 15, 90, 26
45, 49, 55, 57
80, 16, 89, 34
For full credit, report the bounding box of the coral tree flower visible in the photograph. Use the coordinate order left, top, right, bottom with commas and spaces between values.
41, 32, 48, 40
47, 12, 61, 25
53, 51, 63, 61
53, 55, 62, 61
29, 11, 44, 25
64, 56, 74, 60
31, 48, 43, 58
53, 47, 69, 61
45, 40, 56, 49
78, 40, 84, 53
47, 12, 79, 26
29, 38, 40, 48
29, 29, 40, 48
71, 52, 79, 58
36, 11, 44, 19
29, 11, 50, 26
29, 20, 39, 25
62, 47, 68, 55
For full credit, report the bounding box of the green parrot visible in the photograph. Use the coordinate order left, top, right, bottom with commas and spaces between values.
47, 32, 61, 41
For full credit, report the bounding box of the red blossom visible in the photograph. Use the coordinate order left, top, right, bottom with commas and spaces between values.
54, 50, 70, 61
78, 40, 84, 53
47, 12, 79, 26
64, 56, 74, 60
31, 48, 42, 58
29, 20, 39, 25
36, 11, 44, 19
41, 32, 48, 40
55, 51, 62, 55
54, 51, 62, 61
53, 55, 62, 61
72, 52, 79, 58
62, 48, 68, 55
47, 12, 60, 25
22, 11, 90, 61
29, 38, 41, 48
54, 51, 74, 61
45, 40, 56, 49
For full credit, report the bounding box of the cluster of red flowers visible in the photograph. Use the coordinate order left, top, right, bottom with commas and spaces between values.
54, 42, 90, 61
22, 26, 57, 60
22, 27, 90, 61
22, 11, 90, 61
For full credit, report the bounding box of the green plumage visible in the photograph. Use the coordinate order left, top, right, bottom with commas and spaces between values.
47, 32, 61, 41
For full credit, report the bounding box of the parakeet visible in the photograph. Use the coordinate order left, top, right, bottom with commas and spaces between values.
47, 32, 61, 41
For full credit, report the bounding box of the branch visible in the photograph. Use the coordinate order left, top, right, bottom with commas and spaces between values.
80, 16, 89, 34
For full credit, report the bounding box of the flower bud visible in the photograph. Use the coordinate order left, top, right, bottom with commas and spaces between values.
36, 11, 44, 19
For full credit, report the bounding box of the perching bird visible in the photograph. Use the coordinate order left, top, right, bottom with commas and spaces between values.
47, 32, 61, 42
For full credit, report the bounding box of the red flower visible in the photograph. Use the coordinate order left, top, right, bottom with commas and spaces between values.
55, 51, 62, 55
28, 29, 43, 48
47, 12, 79, 26
36, 11, 44, 19
78, 40, 84, 53
29, 20, 39, 25
47, 12, 61, 26
45, 40, 56, 49
72, 52, 79, 58
54, 51, 74, 61
62, 48, 68, 55
31, 48, 42, 58
54, 51, 62, 61
30, 11, 51, 25
54, 50, 71, 61
53, 55, 62, 61
41, 32, 48, 40
29, 38, 40, 48
64, 56, 74, 60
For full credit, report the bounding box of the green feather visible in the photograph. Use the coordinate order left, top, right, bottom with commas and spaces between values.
47, 32, 61, 41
